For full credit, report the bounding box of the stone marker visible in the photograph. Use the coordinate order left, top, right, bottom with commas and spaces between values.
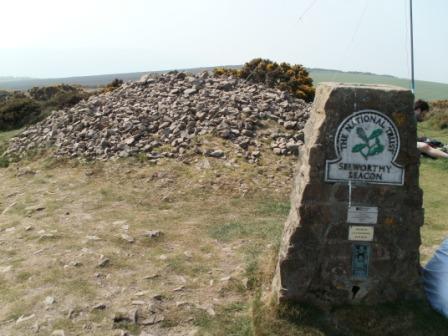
272, 83, 423, 306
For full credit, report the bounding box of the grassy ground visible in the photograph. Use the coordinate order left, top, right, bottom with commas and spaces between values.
0, 129, 21, 167
417, 121, 448, 263
0, 135, 295, 336
0, 124, 447, 335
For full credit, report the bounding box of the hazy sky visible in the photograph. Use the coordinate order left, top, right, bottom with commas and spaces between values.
1, 0, 447, 83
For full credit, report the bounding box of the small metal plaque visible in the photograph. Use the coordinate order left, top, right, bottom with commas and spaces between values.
352, 244, 370, 279
348, 226, 374, 241
347, 206, 378, 224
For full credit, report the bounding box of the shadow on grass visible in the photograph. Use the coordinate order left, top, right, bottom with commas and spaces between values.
253, 297, 448, 336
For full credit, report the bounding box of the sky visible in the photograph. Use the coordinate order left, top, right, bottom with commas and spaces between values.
0, 0, 447, 83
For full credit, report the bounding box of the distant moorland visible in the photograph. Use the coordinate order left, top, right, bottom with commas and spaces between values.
1, 66, 447, 101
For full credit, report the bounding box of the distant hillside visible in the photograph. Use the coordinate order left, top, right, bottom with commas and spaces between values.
0, 67, 227, 91
1, 66, 447, 101
310, 68, 448, 101
0, 76, 31, 82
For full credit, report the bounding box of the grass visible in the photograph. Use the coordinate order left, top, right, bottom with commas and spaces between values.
0, 121, 448, 335
193, 302, 253, 336
251, 298, 448, 336
417, 120, 448, 262
0, 128, 22, 167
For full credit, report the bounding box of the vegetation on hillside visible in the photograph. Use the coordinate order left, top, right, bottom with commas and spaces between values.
0, 85, 90, 132
0, 79, 123, 132
214, 58, 315, 102
0, 98, 41, 131
101, 78, 123, 93
427, 100, 448, 129
310, 68, 448, 101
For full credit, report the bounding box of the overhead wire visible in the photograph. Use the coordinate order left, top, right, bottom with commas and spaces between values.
298, 0, 320, 22
403, 0, 411, 90
244, 0, 321, 84
330, 0, 369, 83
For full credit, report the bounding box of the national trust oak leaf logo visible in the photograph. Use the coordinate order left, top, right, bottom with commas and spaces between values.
351, 127, 385, 160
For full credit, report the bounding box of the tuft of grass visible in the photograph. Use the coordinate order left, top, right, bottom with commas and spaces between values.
99, 187, 125, 202
16, 271, 32, 283
52, 318, 77, 333
194, 302, 253, 336
113, 321, 141, 334
256, 200, 290, 217
0, 129, 22, 155
166, 254, 208, 277
209, 221, 249, 242
252, 295, 327, 336
0, 156, 9, 168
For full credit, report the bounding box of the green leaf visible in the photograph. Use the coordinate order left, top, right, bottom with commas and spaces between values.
352, 143, 367, 153
356, 128, 368, 142
368, 128, 383, 140
368, 144, 384, 156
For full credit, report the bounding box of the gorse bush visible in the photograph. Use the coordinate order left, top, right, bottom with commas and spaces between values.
0, 98, 41, 131
214, 58, 315, 102
0, 85, 91, 131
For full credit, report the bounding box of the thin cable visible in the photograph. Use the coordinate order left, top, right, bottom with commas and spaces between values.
331, 0, 369, 83
298, 0, 320, 22
244, 0, 321, 84
409, 0, 415, 93
403, 0, 411, 89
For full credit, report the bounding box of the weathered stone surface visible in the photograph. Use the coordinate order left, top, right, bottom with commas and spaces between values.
272, 83, 423, 307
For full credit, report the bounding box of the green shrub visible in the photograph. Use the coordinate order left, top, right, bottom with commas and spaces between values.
0, 98, 41, 131
29, 84, 82, 101
0, 85, 91, 131
0, 90, 27, 103
0, 156, 9, 168
0, 90, 11, 102
214, 58, 315, 102
101, 78, 124, 93
41, 91, 90, 116
427, 100, 448, 129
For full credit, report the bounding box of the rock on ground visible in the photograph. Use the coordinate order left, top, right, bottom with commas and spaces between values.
6, 71, 310, 161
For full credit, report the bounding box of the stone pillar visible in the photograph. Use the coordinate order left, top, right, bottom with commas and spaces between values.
272, 83, 423, 306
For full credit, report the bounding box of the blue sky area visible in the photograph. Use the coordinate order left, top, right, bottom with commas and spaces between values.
1, 0, 447, 83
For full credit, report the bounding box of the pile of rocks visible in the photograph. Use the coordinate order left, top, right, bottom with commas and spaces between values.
6, 72, 311, 161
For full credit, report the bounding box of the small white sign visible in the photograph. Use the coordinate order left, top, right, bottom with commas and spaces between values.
348, 226, 374, 242
347, 206, 378, 224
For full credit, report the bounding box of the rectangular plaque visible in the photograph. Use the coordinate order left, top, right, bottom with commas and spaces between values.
348, 226, 374, 241
352, 244, 370, 279
347, 206, 378, 224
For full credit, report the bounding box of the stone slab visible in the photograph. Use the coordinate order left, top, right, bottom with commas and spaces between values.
272, 82, 424, 306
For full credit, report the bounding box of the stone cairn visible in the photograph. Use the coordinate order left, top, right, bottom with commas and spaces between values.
5, 72, 311, 162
